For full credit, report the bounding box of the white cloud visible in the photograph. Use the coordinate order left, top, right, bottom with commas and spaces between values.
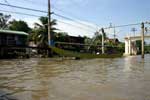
15, 17, 97, 37
23, 17, 39, 28
10, 16, 39, 28
55, 19, 98, 37
17, 17, 118, 38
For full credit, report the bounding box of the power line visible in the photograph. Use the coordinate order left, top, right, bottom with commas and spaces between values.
104, 23, 141, 29
53, 13, 97, 30
3, 0, 41, 17
20, 0, 95, 28
56, 20, 95, 33
0, 9, 42, 17
3, 0, 15, 11
0, 3, 98, 30
51, 4, 99, 30
0, 2, 47, 13
0, 9, 95, 32
17, 0, 99, 29
21, 0, 48, 7
51, 5, 97, 26
0, 2, 147, 30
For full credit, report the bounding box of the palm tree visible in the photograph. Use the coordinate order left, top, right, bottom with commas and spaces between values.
30, 16, 57, 48
0, 13, 11, 29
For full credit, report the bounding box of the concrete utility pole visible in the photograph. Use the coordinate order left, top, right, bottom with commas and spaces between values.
48, 0, 51, 46
101, 28, 105, 54
141, 22, 145, 58
113, 26, 116, 39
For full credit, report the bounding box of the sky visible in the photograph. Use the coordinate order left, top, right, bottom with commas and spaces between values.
0, 0, 150, 41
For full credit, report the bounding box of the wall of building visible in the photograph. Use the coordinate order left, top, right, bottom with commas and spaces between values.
0, 33, 28, 46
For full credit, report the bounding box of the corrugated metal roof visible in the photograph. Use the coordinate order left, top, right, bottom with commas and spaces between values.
0, 30, 28, 36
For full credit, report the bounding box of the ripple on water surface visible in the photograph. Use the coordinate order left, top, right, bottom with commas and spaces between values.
0, 55, 150, 100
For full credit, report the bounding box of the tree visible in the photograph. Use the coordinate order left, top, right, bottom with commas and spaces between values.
0, 13, 11, 29
92, 31, 107, 45
136, 40, 147, 54
9, 20, 31, 33
30, 16, 57, 47
54, 32, 68, 42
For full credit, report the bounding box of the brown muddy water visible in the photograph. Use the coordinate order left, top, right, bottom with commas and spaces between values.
0, 55, 150, 100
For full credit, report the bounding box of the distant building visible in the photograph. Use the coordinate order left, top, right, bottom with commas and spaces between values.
67, 36, 85, 43
55, 35, 84, 44
105, 38, 120, 44
55, 35, 85, 52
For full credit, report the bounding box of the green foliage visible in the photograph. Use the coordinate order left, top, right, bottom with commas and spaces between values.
0, 13, 11, 29
50, 46, 123, 59
9, 20, 31, 33
84, 36, 92, 44
136, 40, 141, 47
29, 16, 57, 47
117, 42, 125, 53
136, 40, 150, 54
136, 40, 142, 54
92, 31, 107, 45
145, 45, 150, 53
54, 32, 68, 42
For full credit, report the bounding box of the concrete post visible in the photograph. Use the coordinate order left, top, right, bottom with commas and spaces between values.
128, 38, 131, 55
125, 39, 129, 55
141, 22, 145, 58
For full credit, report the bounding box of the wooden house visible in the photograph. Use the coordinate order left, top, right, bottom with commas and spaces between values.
0, 30, 28, 46
0, 30, 29, 58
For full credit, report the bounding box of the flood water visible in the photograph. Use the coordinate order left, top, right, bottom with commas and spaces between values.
0, 55, 150, 100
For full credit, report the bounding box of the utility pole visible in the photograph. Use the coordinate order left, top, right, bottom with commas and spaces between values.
109, 23, 116, 39
113, 26, 116, 39
48, 0, 51, 46
101, 28, 105, 54
141, 22, 145, 58
131, 28, 137, 37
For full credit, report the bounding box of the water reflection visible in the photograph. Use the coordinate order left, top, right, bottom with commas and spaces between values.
0, 55, 150, 100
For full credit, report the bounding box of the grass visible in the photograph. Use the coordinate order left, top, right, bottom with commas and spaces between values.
49, 46, 123, 59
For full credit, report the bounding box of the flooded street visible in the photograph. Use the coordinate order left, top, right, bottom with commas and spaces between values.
0, 55, 150, 100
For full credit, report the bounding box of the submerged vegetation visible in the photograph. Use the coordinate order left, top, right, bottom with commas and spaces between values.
50, 46, 123, 59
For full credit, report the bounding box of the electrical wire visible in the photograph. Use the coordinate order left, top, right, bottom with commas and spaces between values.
56, 20, 95, 33
0, 2, 47, 13
53, 13, 98, 30
0, 2, 147, 30
0, 9, 96, 32
51, 5, 99, 28
0, 2, 98, 30
0, 9, 42, 17
17, 0, 99, 29
103, 23, 141, 29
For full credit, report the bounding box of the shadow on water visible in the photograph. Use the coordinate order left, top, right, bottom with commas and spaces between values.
0, 90, 18, 100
